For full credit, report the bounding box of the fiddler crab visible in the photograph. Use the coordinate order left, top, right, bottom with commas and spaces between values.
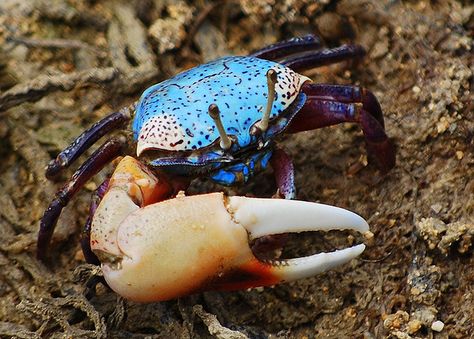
38, 35, 395, 302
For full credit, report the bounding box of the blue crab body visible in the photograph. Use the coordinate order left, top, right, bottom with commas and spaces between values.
39, 36, 395, 265
210, 148, 273, 186
132, 56, 309, 185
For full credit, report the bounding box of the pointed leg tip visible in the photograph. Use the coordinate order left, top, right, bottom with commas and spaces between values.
45, 161, 61, 180
367, 139, 397, 174
36, 241, 49, 263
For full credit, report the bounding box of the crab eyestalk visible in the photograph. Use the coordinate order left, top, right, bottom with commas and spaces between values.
255, 69, 278, 132
208, 104, 232, 150
90, 157, 370, 302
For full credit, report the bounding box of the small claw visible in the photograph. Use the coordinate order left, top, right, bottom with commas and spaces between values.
92, 185, 369, 302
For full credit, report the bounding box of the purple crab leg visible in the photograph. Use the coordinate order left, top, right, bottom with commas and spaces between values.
80, 179, 110, 265
287, 84, 395, 172
303, 84, 385, 128
250, 34, 322, 60
250, 148, 295, 260
83, 184, 108, 299
300, 83, 387, 131
270, 147, 296, 199
81, 217, 99, 265
282, 44, 366, 73
46, 106, 133, 179
38, 138, 126, 261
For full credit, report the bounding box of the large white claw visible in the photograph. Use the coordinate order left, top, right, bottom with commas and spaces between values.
92, 191, 369, 303
228, 196, 368, 282
228, 196, 369, 237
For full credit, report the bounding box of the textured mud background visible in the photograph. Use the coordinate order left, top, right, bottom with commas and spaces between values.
0, 0, 472, 338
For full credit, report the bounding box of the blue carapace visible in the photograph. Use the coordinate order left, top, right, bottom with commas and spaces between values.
134, 56, 309, 152
132, 56, 309, 183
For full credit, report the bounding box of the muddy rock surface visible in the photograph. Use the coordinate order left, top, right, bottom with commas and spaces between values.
0, 0, 472, 338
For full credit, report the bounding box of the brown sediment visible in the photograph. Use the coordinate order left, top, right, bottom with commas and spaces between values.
0, 0, 472, 337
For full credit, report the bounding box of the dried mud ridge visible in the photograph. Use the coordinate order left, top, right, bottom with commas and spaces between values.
0, 0, 472, 338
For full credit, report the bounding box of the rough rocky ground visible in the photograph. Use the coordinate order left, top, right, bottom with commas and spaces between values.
0, 0, 472, 338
